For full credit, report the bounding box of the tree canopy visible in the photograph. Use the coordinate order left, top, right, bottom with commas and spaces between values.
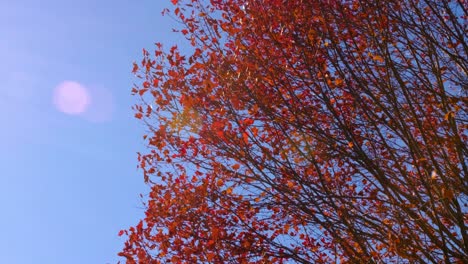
120, 0, 467, 263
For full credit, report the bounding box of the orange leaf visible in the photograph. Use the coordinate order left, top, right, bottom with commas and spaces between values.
335, 78, 344, 86
373, 55, 384, 63
206, 252, 215, 261
444, 111, 453, 120
251, 127, 258, 137
242, 132, 249, 144
217, 179, 224, 187
441, 187, 454, 199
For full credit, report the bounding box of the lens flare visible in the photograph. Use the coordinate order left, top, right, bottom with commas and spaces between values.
53, 81, 90, 115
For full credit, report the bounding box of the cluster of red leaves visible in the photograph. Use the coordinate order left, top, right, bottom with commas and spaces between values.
120, 0, 467, 263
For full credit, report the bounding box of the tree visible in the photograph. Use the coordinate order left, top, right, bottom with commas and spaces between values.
119, 0, 467, 263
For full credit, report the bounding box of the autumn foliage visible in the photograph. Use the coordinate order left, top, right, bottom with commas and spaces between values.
120, 0, 467, 263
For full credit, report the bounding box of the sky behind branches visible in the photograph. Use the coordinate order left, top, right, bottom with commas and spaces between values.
0, 0, 179, 263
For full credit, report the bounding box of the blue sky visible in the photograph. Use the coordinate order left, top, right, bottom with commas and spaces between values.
0, 0, 181, 263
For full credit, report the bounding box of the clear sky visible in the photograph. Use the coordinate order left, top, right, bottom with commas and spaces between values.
0, 0, 181, 263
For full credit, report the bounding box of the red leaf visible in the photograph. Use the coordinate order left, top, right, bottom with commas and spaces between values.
139, 88, 148, 96
243, 118, 254, 126
121, 1, 463, 262
132, 63, 139, 73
